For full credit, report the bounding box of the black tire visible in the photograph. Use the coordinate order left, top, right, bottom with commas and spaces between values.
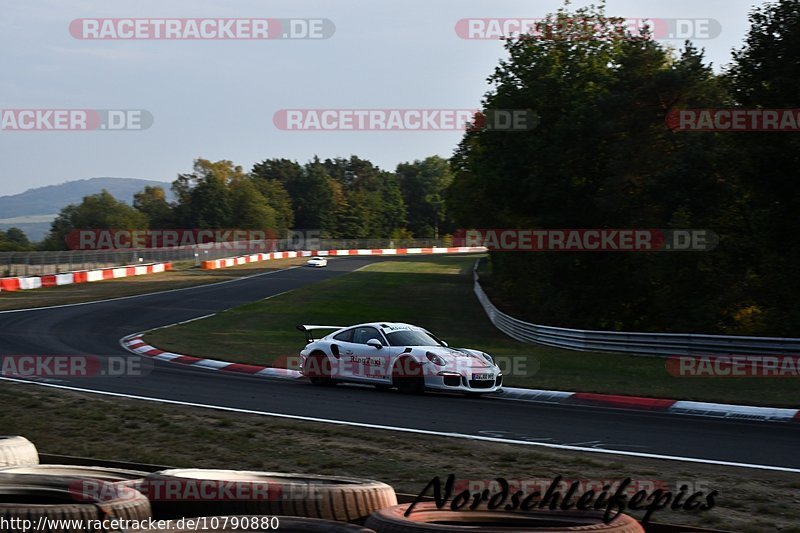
392, 358, 425, 394
304, 352, 335, 386
145, 469, 397, 522
0, 474, 152, 532
365, 503, 644, 533
136, 515, 377, 532
0, 464, 147, 488
0, 436, 38, 466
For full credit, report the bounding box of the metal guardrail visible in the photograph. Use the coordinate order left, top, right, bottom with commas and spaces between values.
473, 260, 800, 357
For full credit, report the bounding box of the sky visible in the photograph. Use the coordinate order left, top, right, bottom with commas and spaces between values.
0, 0, 768, 196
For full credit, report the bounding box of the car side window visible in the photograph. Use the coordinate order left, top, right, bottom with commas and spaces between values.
352, 327, 381, 344
333, 329, 353, 342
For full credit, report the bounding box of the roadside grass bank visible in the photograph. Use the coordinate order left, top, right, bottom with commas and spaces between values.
0, 381, 797, 532
145, 255, 798, 407
0, 258, 307, 311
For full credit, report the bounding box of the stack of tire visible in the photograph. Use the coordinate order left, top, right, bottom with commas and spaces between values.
0, 436, 646, 532
0, 437, 394, 532
0, 436, 152, 532
364, 505, 644, 532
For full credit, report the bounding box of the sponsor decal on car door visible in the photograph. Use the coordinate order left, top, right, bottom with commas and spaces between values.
348, 326, 392, 381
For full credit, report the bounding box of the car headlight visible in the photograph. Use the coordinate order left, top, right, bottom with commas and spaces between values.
480, 352, 494, 365
426, 352, 446, 366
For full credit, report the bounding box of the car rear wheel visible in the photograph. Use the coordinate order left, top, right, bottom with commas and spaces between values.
304, 352, 335, 386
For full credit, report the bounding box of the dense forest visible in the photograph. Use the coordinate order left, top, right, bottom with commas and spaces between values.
9, 1, 798, 336
448, 1, 799, 336
35, 154, 455, 249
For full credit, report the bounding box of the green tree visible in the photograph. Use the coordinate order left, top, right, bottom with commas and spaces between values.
133, 186, 174, 227
324, 156, 407, 238
187, 177, 232, 229
172, 159, 244, 227
251, 178, 294, 235
252, 157, 334, 232
229, 179, 277, 230
42, 190, 148, 250
251, 158, 304, 184
397, 156, 453, 238
449, 3, 742, 333
723, 0, 800, 334
0, 228, 32, 251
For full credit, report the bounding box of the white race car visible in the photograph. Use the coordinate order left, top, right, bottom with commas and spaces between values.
306, 256, 328, 268
297, 322, 503, 395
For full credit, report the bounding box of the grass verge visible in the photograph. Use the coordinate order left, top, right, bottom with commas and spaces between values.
0, 258, 306, 311
0, 381, 797, 532
146, 255, 798, 408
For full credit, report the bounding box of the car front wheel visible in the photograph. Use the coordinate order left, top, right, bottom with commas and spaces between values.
392, 357, 425, 394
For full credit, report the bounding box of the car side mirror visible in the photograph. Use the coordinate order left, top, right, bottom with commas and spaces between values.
366, 338, 383, 349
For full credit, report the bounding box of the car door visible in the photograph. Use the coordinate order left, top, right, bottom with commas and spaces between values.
329, 328, 358, 381
329, 327, 379, 382
347, 326, 392, 383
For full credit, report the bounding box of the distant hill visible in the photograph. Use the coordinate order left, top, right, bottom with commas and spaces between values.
0, 177, 173, 241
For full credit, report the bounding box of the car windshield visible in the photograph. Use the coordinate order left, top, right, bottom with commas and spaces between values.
385, 329, 441, 347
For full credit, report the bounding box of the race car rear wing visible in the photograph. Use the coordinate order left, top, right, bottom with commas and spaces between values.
296, 324, 346, 343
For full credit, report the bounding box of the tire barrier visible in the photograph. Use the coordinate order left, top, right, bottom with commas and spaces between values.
4, 438, 716, 532
0, 436, 38, 466
0, 474, 152, 532
144, 469, 397, 522
364, 503, 644, 533
0, 464, 147, 487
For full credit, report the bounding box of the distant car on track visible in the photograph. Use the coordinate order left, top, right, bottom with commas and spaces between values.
306, 256, 328, 268
297, 322, 503, 395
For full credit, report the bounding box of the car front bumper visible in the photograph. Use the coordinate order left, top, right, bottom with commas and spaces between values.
424, 371, 503, 393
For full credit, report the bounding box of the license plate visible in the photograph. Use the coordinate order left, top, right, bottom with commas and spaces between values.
472, 373, 493, 381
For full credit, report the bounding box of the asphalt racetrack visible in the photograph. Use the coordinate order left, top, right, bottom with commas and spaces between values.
1, 256, 799, 471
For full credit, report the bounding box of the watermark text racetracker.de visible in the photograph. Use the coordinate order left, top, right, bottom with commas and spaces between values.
667, 108, 800, 132
0, 355, 152, 379
301, 353, 535, 379
0, 109, 153, 131
69, 18, 335, 40
455, 229, 717, 252
66, 229, 321, 251
273, 109, 539, 131
455, 18, 722, 41
71, 477, 322, 503
667, 355, 800, 377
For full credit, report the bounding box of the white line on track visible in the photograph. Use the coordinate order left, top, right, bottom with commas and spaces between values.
119, 287, 302, 344
2, 376, 799, 474
0, 265, 302, 314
